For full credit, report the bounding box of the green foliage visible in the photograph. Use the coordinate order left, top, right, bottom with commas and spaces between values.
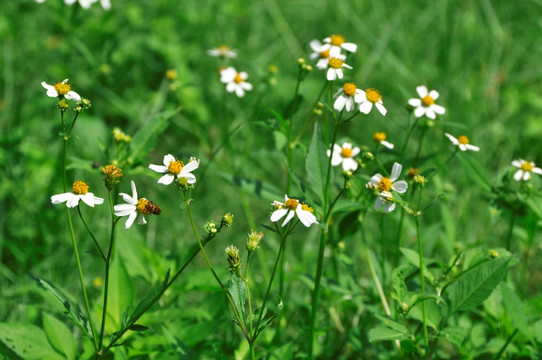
0, 323, 65, 360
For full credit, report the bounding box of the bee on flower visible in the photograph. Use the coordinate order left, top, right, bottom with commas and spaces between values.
208, 45, 238, 59
327, 142, 360, 171
114, 181, 160, 229
334, 83, 363, 112
366, 162, 408, 212
408, 85, 446, 119
511, 159, 542, 181
149, 154, 199, 186
41, 79, 81, 101
445, 133, 479, 152
51, 180, 104, 208
358, 88, 387, 115
270, 195, 318, 227
219, 67, 253, 97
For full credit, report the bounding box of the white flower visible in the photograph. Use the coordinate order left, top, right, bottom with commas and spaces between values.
51, 180, 104, 208
326, 56, 352, 81
445, 133, 479, 152
309, 39, 342, 70
41, 79, 81, 101
511, 159, 542, 181
208, 45, 238, 59
220, 67, 253, 97
321, 34, 358, 53
36, 0, 111, 10
270, 195, 318, 227
373, 132, 394, 149
358, 88, 387, 115
333, 83, 363, 111
114, 181, 157, 229
327, 142, 360, 171
408, 85, 446, 119
149, 154, 199, 185
367, 162, 408, 212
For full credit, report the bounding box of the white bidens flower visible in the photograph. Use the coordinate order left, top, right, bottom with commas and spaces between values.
270, 195, 318, 227
373, 132, 394, 149
51, 180, 104, 208
334, 83, 363, 111
220, 67, 253, 97
309, 40, 341, 70
511, 159, 542, 181
322, 34, 358, 54
208, 45, 238, 59
327, 142, 360, 171
367, 162, 408, 212
36, 0, 110, 10
359, 88, 387, 115
408, 85, 446, 119
41, 79, 81, 101
114, 181, 160, 229
445, 133, 479, 152
326, 55, 352, 81
149, 154, 199, 185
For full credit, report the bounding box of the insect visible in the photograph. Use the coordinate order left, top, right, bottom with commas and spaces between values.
145, 200, 161, 215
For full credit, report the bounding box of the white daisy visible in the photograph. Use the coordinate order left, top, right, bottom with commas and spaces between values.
373, 132, 394, 149
408, 85, 446, 119
333, 83, 363, 111
149, 154, 199, 185
270, 195, 318, 228
326, 56, 352, 81
327, 142, 360, 171
358, 88, 387, 115
41, 79, 81, 101
208, 45, 238, 59
51, 180, 104, 208
114, 181, 159, 229
220, 67, 253, 97
309, 39, 342, 70
367, 162, 408, 212
511, 159, 542, 181
321, 34, 358, 53
444, 133, 479, 152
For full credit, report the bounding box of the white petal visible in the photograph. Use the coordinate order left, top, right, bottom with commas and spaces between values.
163, 154, 175, 166
335, 68, 344, 79
182, 160, 199, 172
310, 39, 324, 51
65, 91, 81, 101
270, 209, 288, 223
130, 181, 138, 200
334, 95, 347, 111
523, 172, 531, 181
425, 108, 436, 119
432, 104, 446, 114
296, 208, 318, 227
532, 167, 542, 175
149, 164, 169, 173
369, 174, 383, 186
241, 82, 253, 91
181, 173, 197, 184
157, 174, 175, 185
414, 106, 425, 118
67, 195, 81, 208
327, 68, 337, 81
119, 192, 136, 204
416, 86, 428, 98
125, 212, 137, 229
392, 180, 408, 193
344, 97, 354, 112
429, 90, 439, 100
381, 141, 394, 149
511, 160, 522, 168
138, 215, 147, 225
281, 210, 296, 227
466, 144, 480, 152
359, 101, 372, 114
383, 201, 396, 212
513, 170, 524, 181
342, 158, 358, 171
374, 197, 383, 211
352, 146, 361, 156
234, 86, 245, 97
341, 42, 358, 52
445, 133, 458, 145
390, 162, 402, 181
375, 102, 387, 116
51, 192, 73, 204
408, 98, 422, 107
80, 193, 104, 207
331, 154, 343, 167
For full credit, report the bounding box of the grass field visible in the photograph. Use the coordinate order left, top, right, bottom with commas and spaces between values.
1, 0, 542, 359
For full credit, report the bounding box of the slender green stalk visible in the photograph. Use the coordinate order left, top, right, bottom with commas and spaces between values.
505, 212, 515, 250
240, 255, 256, 360
493, 329, 518, 359
414, 189, 429, 352
76, 207, 106, 262
400, 113, 418, 162
413, 128, 427, 167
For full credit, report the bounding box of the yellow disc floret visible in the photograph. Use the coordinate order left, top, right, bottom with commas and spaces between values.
72, 180, 89, 195
373, 132, 387, 142
365, 88, 382, 103
301, 203, 314, 213
218, 45, 230, 52
521, 162, 534, 172
422, 95, 435, 107
319, 49, 330, 59
168, 159, 184, 175
136, 198, 151, 215
343, 83, 357, 97
329, 34, 345, 46
377, 177, 392, 192
234, 73, 244, 84
54, 81, 71, 95
285, 198, 300, 210
341, 147, 353, 158
328, 58, 344, 69
458, 135, 469, 145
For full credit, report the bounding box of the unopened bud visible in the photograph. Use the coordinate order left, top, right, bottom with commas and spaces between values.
204, 221, 218, 234
297, 58, 305, 65
221, 213, 234, 226
414, 175, 426, 186
58, 99, 69, 110
246, 229, 264, 252
225, 245, 242, 272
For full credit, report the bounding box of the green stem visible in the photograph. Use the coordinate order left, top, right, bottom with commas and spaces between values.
76, 207, 106, 262
414, 189, 429, 352
493, 329, 518, 360
413, 128, 427, 167
505, 212, 515, 251
400, 113, 417, 162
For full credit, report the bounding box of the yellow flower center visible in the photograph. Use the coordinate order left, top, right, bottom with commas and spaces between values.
521, 162, 534, 172
218, 45, 230, 52
168, 159, 184, 175
377, 177, 392, 192
166, 69, 177, 80
72, 180, 89, 195
328, 57, 344, 69
373, 132, 387, 142
234, 73, 244, 84
422, 95, 434, 107
319, 49, 330, 59
458, 135, 469, 145
54, 82, 71, 95
285, 198, 300, 210
136, 198, 151, 215
365, 88, 382, 103
343, 83, 357, 96
329, 34, 345, 46
340, 147, 353, 158
301, 203, 314, 213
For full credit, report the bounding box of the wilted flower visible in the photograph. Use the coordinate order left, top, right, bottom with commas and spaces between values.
408, 86, 446, 119
246, 229, 264, 252
101, 164, 123, 190
225, 245, 242, 272
51, 180, 104, 208
270, 195, 318, 227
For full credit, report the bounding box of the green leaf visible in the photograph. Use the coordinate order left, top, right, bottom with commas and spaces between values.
500, 282, 533, 342
0, 323, 65, 360
43, 312, 77, 360
128, 324, 150, 332
399, 247, 435, 284
446, 256, 512, 318
268, 108, 290, 133
373, 314, 408, 333
368, 326, 408, 342
457, 153, 492, 192
216, 171, 283, 203
440, 326, 467, 347
409, 297, 441, 330
227, 274, 247, 329
391, 265, 413, 303
129, 269, 170, 324
305, 123, 329, 204
269, 342, 293, 360
107, 253, 134, 329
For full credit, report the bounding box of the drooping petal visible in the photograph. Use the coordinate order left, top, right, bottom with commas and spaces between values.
296, 208, 318, 227
281, 210, 296, 227
270, 209, 288, 223
67, 195, 81, 208
390, 162, 402, 182
375, 102, 387, 116
335, 68, 344, 80
382, 201, 396, 212
392, 180, 408, 193
125, 212, 137, 229
157, 174, 175, 185
138, 215, 147, 225
374, 197, 383, 211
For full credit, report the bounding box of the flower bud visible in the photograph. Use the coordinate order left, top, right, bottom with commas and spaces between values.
297, 58, 306, 65
414, 175, 426, 186
101, 164, 123, 190
221, 213, 234, 227
246, 229, 264, 253
225, 245, 242, 272
57, 99, 69, 110
204, 221, 218, 234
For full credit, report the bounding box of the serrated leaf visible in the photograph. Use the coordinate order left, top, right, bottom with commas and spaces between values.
227, 274, 247, 329
43, 312, 77, 360
368, 326, 408, 342
0, 323, 65, 360
500, 282, 533, 342
446, 256, 512, 318
391, 265, 413, 303
305, 123, 329, 204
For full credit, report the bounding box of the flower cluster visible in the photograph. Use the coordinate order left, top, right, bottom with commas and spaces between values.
309, 34, 356, 81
